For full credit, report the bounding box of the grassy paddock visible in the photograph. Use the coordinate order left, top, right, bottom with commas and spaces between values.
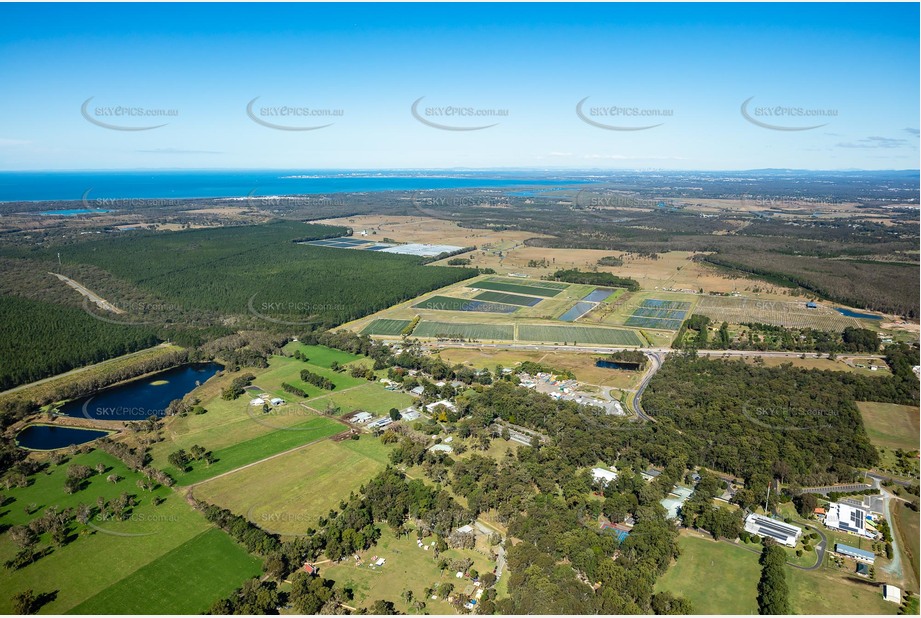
0, 450, 213, 614
320, 526, 496, 614
361, 319, 412, 336
856, 401, 920, 451
71, 528, 262, 614
168, 415, 345, 486
194, 436, 393, 536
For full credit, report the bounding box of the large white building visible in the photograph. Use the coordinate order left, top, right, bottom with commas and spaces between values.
824, 502, 875, 539
591, 467, 618, 487
744, 513, 803, 548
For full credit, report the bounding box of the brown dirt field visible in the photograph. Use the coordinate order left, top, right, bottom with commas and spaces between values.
313, 214, 548, 247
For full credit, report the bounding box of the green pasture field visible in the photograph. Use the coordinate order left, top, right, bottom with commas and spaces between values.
194, 436, 393, 536
0, 450, 221, 614
72, 528, 262, 614
167, 415, 345, 486
856, 401, 920, 451
320, 526, 496, 614
311, 382, 414, 416
282, 343, 363, 368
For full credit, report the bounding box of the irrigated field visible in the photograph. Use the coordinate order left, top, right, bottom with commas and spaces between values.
517, 324, 643, 346
414, 295, 518, 313
469, 280, 564, 297
413, 321, 515, 340
473, 290, 543, 306
194, 436, 393, 536
361, 318, 411, 336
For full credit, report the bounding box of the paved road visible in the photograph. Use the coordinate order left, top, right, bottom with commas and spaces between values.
632, 352, 663, 422
868, 472, 916, 489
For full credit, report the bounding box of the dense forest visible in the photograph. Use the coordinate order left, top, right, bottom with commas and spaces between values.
0, 221, 477, 390
0, 295, 160, 391
550, 268, 640, 291
642, 352, 908, 483
675, 317, 881, 354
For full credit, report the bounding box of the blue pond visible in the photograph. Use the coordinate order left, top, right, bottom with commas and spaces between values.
16, 425, 112, 450
559, 301, 596, 322
58, 362, 222, 421
583, 289, 615, 303
596, 360, 642, 370
835, 307, 882, 320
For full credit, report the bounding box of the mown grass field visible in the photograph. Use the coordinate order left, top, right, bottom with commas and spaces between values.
654, 534, 760, 615
194, 436, 393, 536
311, 382, 414, 416
856, 401, 920, 451
166, 414, 345, 486
0, 450, 244, 614
361, 319, 412, 336
894, 501, 920, 589
517, 324, 643, 346
320, 526, 496, 614
413, 321, 515, 340
656, 532, 898, 615
283, 343, 363, 368
72, 528, 262, 614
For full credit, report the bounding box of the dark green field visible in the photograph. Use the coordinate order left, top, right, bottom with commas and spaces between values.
469, 280, 564, 297
72, 529, 262, 614
473, 290, 543, 306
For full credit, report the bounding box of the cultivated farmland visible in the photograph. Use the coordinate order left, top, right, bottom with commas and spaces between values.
694, 296, 862, 330
469, 280, 565, 297
360, 318, 412, 336
412, 321, 515, 340
517, 324, 643, 346
473, 290, 543, 306
414, 295, 518, 313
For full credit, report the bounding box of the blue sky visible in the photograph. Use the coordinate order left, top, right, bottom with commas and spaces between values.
0, 2, 917, 170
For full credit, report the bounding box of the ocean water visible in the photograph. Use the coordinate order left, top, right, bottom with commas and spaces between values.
0, 170, 590, 202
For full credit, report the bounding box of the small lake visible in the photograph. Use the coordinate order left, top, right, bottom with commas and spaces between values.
596, 359, 641, 370
38, 208, 111, 216
558, 301, 596, 322
835, 307, 882, 320
16, 425, 113, 450
58, 362, 222, 421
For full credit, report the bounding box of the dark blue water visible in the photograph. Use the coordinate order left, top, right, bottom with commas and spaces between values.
59, 363, 221, 421
16, 425, 112, 450
0, 171, 591, 202
583, 289, 615, 302
835, 307, 882, 320
559, 301, 595, 322
596, 360, 641, 370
